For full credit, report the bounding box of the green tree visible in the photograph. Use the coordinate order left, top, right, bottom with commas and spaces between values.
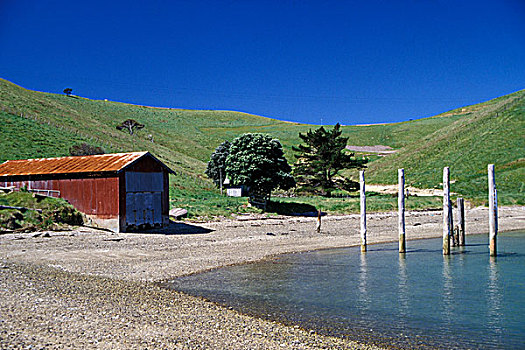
225, 133, 295, 200
205, 140, 231, 189
116, 119, 145, 136
116, 119, 145, 151
63, 88, 72, 96
293, 123, 367, 196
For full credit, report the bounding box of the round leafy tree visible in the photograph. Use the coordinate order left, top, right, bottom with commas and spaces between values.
225, 133, 295, 199
205, 140, 231, 187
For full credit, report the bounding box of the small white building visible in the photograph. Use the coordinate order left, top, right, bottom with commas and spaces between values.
223, 177, 248, 197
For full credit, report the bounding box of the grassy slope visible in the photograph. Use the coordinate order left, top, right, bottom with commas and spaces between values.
0, 78, 462, 168
1, 77, 523, 210
0, 110, 92, 160
366, 91, 525, 205
0, 78, 283, 173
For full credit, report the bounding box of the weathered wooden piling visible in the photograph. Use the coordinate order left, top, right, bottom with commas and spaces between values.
360, 170, 367, 252
488, 164, 498, 256
443, 167, 451, 255
449, 195, 455, 246
457, 197, 465, 246
398, 168, 406, 253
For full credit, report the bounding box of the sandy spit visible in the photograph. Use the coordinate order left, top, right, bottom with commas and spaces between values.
1, 206, 524, 349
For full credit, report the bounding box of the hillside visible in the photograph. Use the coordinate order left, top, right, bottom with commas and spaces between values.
0, 78, 476, 169
0, 78, 296, 174
1, 78, 523, 206
366, 91, 525, 205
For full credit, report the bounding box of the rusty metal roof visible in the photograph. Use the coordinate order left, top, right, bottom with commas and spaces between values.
0, 152, 172, 177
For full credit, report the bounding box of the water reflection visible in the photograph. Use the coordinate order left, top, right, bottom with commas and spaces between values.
357, 252, 370, 310
487, 256, 503, 335
398, 254, 409, 320
457, 245, 466, 263
441, 256, 454, 324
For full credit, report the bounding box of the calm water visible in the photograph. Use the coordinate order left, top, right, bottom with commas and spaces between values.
166, 232, 525, 349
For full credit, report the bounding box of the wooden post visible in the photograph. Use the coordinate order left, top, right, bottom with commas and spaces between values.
360, 170, 367, 252
398, 168, 406, 253
316, 209, 321, 233
443, 167, 451, 255
457, 198, 465, 246
488, 164, 497, 256
450, 195, 456, 247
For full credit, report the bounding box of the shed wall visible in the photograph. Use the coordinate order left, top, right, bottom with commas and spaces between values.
119, 157, 169, 231
126, 156, 164, 173
3, 175, 120, 224
121, 169, 170, 230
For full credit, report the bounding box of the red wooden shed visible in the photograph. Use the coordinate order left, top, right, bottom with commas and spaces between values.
0, 152, 174, 232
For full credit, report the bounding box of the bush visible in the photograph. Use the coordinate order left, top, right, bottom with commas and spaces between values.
69, 143, 105, 156
0, 192, 83, 231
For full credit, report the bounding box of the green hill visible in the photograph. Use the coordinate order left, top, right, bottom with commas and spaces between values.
366, 91, 525, 205
0, 78, 298, 173
1, 77, 523, 208
0, 78, 454, 175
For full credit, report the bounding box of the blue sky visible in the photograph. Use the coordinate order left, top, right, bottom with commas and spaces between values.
1, 0, 524, 125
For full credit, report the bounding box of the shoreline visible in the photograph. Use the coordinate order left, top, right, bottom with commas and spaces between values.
160, 226, 522, 282
1, 206, 524, 349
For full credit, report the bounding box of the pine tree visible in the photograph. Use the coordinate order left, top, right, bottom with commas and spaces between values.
293, 123, 367, 196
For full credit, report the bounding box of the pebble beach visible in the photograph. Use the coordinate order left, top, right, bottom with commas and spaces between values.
1, 206, 524, 349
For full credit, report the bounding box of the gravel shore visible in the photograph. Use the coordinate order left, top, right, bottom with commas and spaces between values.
1, 206, 524, 349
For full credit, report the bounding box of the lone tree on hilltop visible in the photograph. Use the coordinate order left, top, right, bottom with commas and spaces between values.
225, 133, 295, 203
205, 140, 231, 193
117, 119, 145, 151
293, 123, 367, 196
63, 88, 73, 96
69, 143, 105, 156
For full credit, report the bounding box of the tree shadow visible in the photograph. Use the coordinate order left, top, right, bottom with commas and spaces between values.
131, 221, 214, 235
266, 200, 325, 217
